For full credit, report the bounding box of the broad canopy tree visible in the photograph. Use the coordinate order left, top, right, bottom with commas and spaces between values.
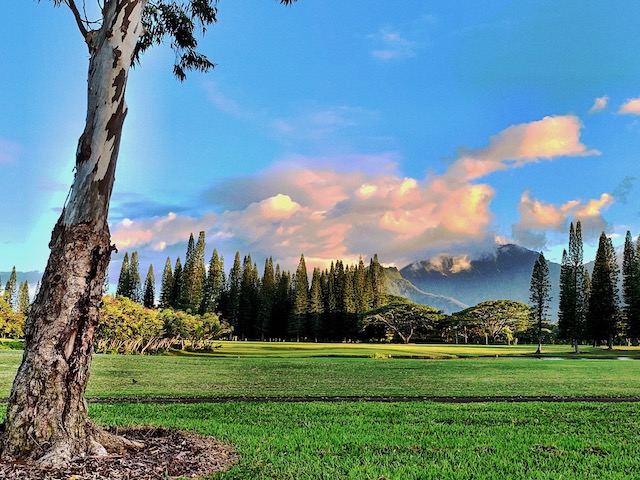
1, 0, 295, 467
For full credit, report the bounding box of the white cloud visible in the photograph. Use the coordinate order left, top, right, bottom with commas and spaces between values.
369, 27, 419, 61
618, 98, 640, 115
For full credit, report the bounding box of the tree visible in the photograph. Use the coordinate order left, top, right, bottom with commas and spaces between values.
558, 222, 587, 352
308, 267, 324, 341
115, 252, 131, 298
529, 252, 551, 354
3, 267, 17, 310
170, 257, 184, 309
256, 257, 275, 339
290, 254, 309, 341
159, 257, 173, 308
180, 232, 206, 312
361, 296, 442, 344
143, 264, 155, 308
202, 249, 224, 314
129, 251, 143, 304
3, 0, 297, 466
587, 232, 620, 349
454, 300, 532, 345
622, 231, 640, 341
17, 281, 31, 317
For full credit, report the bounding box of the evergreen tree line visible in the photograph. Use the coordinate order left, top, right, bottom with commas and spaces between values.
0, 267, 34, 338
115, 231, 387, 341
558, 221, 640, 350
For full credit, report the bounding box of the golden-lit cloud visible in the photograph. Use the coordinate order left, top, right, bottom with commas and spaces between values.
618, 98, 640, 114
447, 115, 598, 181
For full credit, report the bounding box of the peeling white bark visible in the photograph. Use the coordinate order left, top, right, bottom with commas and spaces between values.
1, 0, 147, 466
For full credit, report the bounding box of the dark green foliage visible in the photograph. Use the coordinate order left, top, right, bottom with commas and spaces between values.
17, 281, 30, 317
170, 257, 183, 309
308, 267, 324, 341
129, 252, 143, 304
115, 253, 131, 298
237, 256, 259, 339
529, 252, 551, 352
453, 299, 532, 344
361, 296, 442, 343
202, 249, 224, 314
3, 267, 17, 309
587, 232, 620, 348
159, 257, 174, 308
558, 222, 587, 349
622, 231, 640, 339
143, 264, 156, 308
256, 257, 275, 339
180, 231, 206, 312
289, 254, 309, 341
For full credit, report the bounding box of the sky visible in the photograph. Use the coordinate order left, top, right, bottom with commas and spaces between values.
1, 1, 640, 281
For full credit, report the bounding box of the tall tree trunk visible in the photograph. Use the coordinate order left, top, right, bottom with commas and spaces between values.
0, 0, 146, 466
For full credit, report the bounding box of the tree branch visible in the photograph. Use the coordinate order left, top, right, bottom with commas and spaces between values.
64, 0, 90, 40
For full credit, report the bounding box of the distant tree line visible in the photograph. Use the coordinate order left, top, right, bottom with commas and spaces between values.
557, 222, 640, 351
0, 267, 34, 338
116, 231, 387, 342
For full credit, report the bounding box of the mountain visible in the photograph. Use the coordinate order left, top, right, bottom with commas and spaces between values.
394, 244, 561, 318
384, 267, 468, 314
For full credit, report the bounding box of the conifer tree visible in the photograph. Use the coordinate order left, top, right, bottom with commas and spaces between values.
143, 264, 155, 308
557, 222, 586, 352
226, 252, 242, 331
354, 257, 369, 314
308, 267, 324, 341
529, 252, 551, 354
115, 253, 131, 298
257, 257, 275, 339
587, 232, 620, 349
290, 254, 309, 341
179, 233, 195, 310
272, 266, 292, 340
202, 249, 224, 314
3, 267, 17, 310
238, 255, 259, 339
159, 257, 173, 308
622, 231, 640, 340
128, 252, 143, 304
17, 281, 30, 317
370, 254, 386, 308
170, 257, 183, 309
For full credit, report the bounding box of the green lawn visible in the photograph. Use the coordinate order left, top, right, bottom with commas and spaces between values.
2, 344, 640, 478
90, 401, 640, 479
1, 346, 640, 399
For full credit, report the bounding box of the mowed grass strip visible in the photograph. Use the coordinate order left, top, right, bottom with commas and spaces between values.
88, 401, 640, 479
1, 349, 640, 399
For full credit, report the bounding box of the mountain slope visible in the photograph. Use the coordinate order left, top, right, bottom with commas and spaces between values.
397, 244, 561, 318
385, 267, 468, 314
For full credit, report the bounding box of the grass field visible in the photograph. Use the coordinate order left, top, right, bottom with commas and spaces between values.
1, 343, 640, 478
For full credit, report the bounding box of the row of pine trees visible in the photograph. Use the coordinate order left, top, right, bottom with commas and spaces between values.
115, 231, 387, 341
558, 222, 640, 350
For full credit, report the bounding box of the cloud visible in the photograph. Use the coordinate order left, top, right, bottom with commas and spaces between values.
446, 115, 599, 182
512, 191, 614, 248
618, 98, 640, 115
369, 27, 419, 61
0, 138, 20, 165
613, 176, 636, 204
111, 114, 603, 270
203, 81, 258, 120
589, 96, 609, 114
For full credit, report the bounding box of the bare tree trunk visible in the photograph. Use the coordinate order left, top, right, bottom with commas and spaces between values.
0, 0, 146, 466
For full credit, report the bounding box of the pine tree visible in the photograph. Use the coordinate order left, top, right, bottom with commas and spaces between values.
17, 281, 30, 317
179, 233, 196, 311
170, 257, 183, 309
370, 254, 386, 308
129, 252, 143, 304
557, 222, 586, 352
226, 252, 242, 331
308, 267, 324, 341
272, 266, 292, 340
529, 252, 551, 354
587, 232, 620, 349
179, 231, 206, 312
143, 264, 155, 308
622, 231, 640, 340
159, 257, 173, 308
115, 253, 131, 298
257, 257, 275, 339
238, 255, 259, 339
202, 249, 224, 314
290, 254, 309, 341
3, 267, 17, 310
354, 257, 369, 314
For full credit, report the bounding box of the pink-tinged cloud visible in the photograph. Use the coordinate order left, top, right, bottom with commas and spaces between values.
589, 96, 609, 114
447, 115, 599, 182
512, 191, 614, 248
618, 98, 640, 115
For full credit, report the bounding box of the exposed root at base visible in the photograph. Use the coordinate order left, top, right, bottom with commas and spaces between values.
0, 427, 237, 479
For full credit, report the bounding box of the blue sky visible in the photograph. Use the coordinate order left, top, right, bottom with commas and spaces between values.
1, 1, 639, 279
